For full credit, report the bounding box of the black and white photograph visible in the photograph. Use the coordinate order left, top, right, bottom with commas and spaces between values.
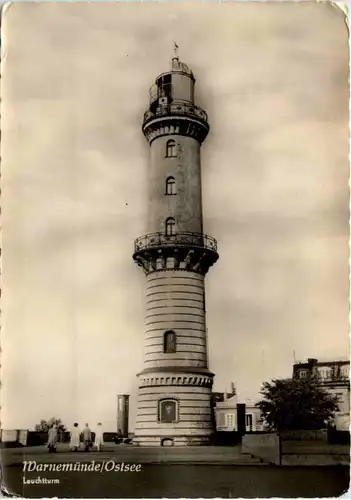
0, 2, 350, 497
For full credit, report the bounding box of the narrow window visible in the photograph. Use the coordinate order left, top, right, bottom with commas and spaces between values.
166, 140, 176, 158
164, 330, 176, 353
165, 217, 175, 236
165, 176, 176, 195
246, 414, 253, 431
227, 414, 234, 428
158, 399, 178, 423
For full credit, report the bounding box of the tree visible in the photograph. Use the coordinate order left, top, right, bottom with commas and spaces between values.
34, 417, 66, 433
256, 377, 339, 432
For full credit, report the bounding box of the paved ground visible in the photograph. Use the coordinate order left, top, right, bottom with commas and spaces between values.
1, 445, 349, 497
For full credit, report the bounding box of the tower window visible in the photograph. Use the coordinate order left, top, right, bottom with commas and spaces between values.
165, 176, 176, 195
164, 330, 176, 353
166, 140, 176, 158
165, 217, 175, 236
158, 399, 178, 423
157, 74, 172, 99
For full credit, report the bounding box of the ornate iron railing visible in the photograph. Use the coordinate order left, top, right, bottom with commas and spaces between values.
318, 373, 350, 383
143, 102, 208, 126
134, 231, 217, 253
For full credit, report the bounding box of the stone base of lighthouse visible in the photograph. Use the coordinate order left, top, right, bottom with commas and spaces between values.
134, 372, 214, 446
132, 268, 217, 446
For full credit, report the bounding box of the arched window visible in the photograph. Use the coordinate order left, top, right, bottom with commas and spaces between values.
166, 140, 176, 158
165, 176, 176, 195
165, 217, 175, 236
164, 330, 176, 353
158, 399, 178, 423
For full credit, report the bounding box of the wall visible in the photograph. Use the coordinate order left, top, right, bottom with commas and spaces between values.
215, 407, 236, 431
242, 433, 280, 465
27, 431, 48, 446
144, 270, 207, 370
1, 429, 28, 446
326, 385, 350, 416
280, 430, 328, 441
148, 135, 202, 235
1, 430, 18, 442
136, 270, 213, 445
335, 414, 350, 431
242, 431, 350, 467
134, 383, 213, 446
18, 430, 28, 446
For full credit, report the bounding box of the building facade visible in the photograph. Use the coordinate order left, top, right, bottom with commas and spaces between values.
132, 56, 218, 446
293, 358, 350, 430
214, 392, 264, 433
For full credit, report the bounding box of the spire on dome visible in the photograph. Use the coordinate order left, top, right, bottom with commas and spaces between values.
173, 41, 179, 59
171, 44, 194, 78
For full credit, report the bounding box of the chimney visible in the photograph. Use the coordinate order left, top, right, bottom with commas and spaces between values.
308, 358, 318, 365
117, 394, 130, 437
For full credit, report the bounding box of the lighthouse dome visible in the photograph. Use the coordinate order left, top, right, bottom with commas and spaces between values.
171, 57, 194, 78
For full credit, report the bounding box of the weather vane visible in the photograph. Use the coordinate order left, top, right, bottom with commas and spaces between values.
173, 41, 179, 58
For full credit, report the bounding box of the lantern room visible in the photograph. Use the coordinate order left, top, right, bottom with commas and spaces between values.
148, 57, 195, 113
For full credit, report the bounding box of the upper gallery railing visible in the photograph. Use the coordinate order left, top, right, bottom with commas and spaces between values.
143, 101, 208, 126
134, 231, 217, 254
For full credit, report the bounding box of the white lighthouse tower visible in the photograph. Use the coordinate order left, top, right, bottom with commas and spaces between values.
133, 54, 218, 446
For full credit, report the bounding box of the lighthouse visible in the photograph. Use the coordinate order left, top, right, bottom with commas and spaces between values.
133, 54, 218, 446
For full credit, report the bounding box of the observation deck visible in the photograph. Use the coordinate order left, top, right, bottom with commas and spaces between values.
143, 101, 208, 128
134, 231, 217, 253
142, 101, 209, 144
133, 231, 219, 275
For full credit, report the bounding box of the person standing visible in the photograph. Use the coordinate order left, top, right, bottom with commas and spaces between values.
47, 424, 58, 453
327, 416, 337, 444
82, 423, 92, 452
69, 422, 80, 452
94, 422, 104, 451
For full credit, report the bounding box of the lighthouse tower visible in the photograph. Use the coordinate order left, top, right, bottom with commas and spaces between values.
133, 55, 218, 446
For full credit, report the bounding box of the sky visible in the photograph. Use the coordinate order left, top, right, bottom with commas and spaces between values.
1, 2, 349, 432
